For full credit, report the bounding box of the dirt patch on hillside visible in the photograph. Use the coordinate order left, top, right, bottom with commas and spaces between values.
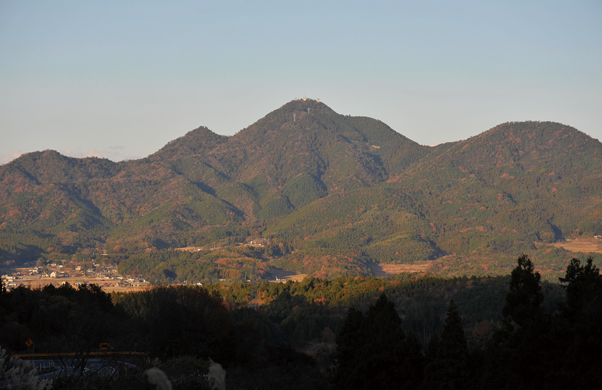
369, 262, 432, 277
269, 268, 308, 282
547, 238, 602, 254
287, 274, 309, 282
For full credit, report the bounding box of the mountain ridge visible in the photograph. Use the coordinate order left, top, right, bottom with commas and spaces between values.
1, 100, 601, 281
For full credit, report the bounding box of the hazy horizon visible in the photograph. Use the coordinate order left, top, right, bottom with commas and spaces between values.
2, 1, 601, 164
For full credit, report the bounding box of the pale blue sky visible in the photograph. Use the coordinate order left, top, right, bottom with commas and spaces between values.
1, 1, 601, 164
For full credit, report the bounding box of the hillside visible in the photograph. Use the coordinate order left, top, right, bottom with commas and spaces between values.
1, 101, 601, 281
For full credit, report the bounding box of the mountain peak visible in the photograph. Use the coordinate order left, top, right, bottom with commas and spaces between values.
1, 102, 602, 281
466, 121, 601, 162
151, 126, 228, 161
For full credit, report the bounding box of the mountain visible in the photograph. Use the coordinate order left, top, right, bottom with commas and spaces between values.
1, 100, 601, 281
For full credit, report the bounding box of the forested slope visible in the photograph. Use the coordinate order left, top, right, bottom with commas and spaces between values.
1, 100, 601, 280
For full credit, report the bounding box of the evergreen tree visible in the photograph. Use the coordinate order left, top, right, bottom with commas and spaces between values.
558, 257, 602, 387
424, 300, 469, 390
483, 255, 556, 390
502, 254, 545, 328
425, 331, 441, 366
333, 307, 365, 389
334, 293, 422, 389
560, 257, 602, 319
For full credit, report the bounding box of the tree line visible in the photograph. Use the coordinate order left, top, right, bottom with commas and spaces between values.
332, 255, 602, 389
1, 255, 600, 388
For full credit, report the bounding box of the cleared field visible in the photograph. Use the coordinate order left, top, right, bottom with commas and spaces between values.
269, 267, 308, 282
547, 238, 602, 254
287, 274, 309, 282
369, 262, 433, 277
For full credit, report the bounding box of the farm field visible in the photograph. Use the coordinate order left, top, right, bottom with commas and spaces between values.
546, 238, 602, 254
369, 262, 432, 277
269, 267, 308, 282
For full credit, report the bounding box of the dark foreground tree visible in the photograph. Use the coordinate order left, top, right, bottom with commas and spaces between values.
558, 257, 602, 387
334, 293, 423, 390
483, 255, 559, 389
424, 300, 469, 390
116, 286, 232, 360
502, 254, 546, 328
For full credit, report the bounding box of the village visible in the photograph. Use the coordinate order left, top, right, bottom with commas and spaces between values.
1, 260, 151, 293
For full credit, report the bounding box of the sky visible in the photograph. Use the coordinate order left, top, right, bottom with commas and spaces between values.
1, 1, 601, 164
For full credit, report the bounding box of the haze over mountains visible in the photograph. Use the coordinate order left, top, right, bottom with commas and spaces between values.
1, 99, 601, 280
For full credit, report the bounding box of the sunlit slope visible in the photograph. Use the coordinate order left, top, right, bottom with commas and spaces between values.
388, 121, 602, 255
1, 102, 601, 279
264, 186, 441, 263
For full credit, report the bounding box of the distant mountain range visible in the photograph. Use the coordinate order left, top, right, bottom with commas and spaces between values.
1, 99, 601, 280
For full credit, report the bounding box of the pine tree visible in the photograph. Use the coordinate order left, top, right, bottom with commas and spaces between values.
483, 255, 555, 390
558, 257, 602, 387
425, 331, 441, 365
502, 254, 545, 328
334, 294, 421, 389
424, 300, 468, 390
560, 257, 602, 318
334, 307, 366, 389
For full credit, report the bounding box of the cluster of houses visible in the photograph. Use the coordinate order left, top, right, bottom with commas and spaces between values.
240, 239, 268, 247
1, 261, 148, 291
1, 274, 21, 290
